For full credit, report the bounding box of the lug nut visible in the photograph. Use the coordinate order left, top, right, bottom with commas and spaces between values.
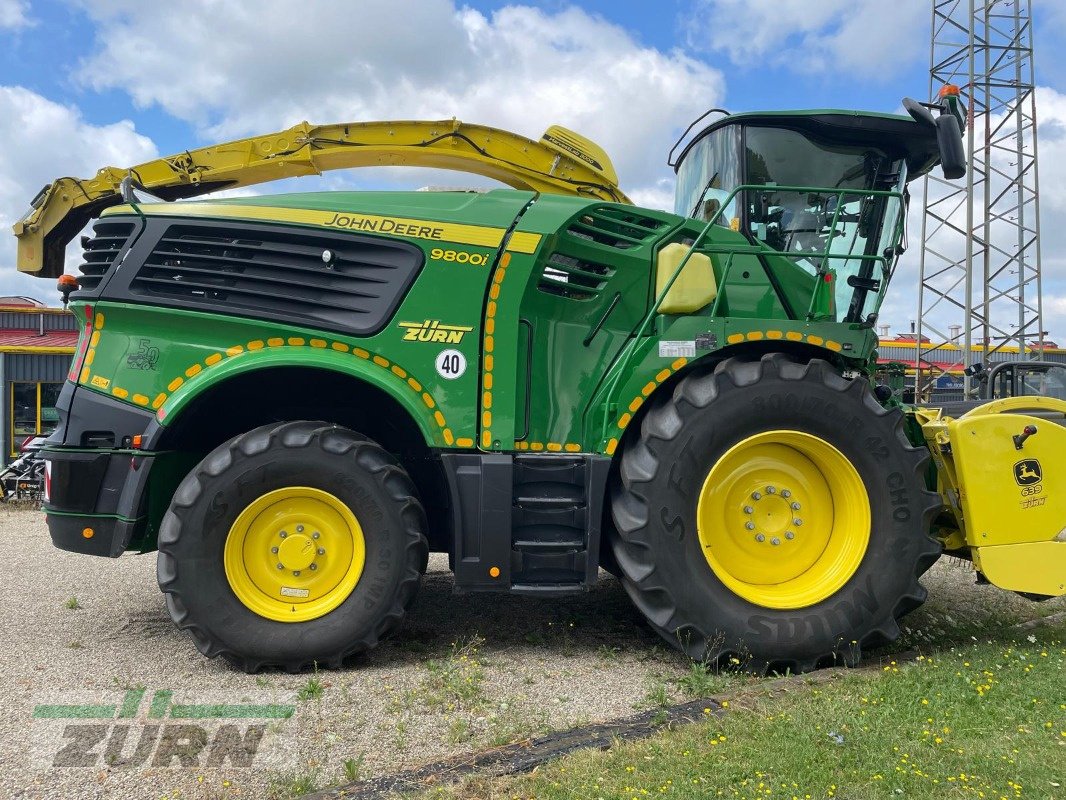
781, 490, 791, 498
743, 505, 754, 514
293, 570, 301, 576
745, 522, 756, 531
751, 491, 762, 501
276, 563, 284, 570
785, 531, 795, 540
271, 546, 279, 554
296, 525, 304, 533
766, 486, 776, 494
312, 532, 321, 540
309, 563, 317, 571
317, 548, 325, 555
771, 537, 781, 546
755, 534, 765, 542
794, 519, 803, 526
279, 531, 287, 538
791, 502, 801, 511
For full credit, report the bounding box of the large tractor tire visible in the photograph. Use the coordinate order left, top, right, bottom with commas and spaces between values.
610, 354, 941, 673
157, 421, 428, 672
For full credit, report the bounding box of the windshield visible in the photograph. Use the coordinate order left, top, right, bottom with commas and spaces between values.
742, 126, 906, 322
674, 125, 740, 223
675, 121, 907, 324
993, 364, 1066, 400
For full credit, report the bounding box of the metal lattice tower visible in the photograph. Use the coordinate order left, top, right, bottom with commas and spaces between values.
914, 0, 1044, 398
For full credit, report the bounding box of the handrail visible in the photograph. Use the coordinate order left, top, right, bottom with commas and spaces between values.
596, 183, 904, 424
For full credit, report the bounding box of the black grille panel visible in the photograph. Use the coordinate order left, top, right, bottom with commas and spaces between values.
77, 221, 136, 292
537, 253, 614, 301
565, 207, 668, 249
126, 222, 423, 336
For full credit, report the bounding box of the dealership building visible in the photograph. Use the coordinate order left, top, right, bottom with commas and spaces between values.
0, 298, 77, 461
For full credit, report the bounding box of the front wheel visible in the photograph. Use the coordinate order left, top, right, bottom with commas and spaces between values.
157, 421, 428, 672
610, 354, 941, 673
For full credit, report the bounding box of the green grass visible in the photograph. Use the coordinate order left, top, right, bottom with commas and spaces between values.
64, 596, 80, 610
640, 680, 673, 710
342, 753, 366, 782
447, 717, 474, 744
675, 662, 738, 698
420, 624, 1066, 799
297, 671, 325, 701
267, 767, 319, 799
392, 635, 486, 713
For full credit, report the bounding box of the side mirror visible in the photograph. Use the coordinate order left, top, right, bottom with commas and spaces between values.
936, 113, 966, 180
903, 94, 967, 180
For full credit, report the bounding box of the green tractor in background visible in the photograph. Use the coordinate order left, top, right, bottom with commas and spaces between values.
15, 88, 1065, 674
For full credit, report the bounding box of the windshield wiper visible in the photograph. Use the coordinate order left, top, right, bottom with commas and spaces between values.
688, 171, 720, 220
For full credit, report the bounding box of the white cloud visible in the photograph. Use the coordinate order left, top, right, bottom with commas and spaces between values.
628, 178, 676, 212
0, 86, 157, 298
75, 1, 722, 196
1046, 294, 1066, 316
0, 0, 29, 30
685, 0, 926, 80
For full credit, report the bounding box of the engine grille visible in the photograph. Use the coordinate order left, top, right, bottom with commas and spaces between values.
564, 207, 669, 249
537, 254, 614, 301
77, 221, 136, 292
126, 222, 423, 336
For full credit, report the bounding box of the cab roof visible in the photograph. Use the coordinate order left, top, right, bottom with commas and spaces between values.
674, 109, 941, 181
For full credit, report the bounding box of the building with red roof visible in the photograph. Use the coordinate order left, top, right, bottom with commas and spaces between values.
0, 302, 77, 460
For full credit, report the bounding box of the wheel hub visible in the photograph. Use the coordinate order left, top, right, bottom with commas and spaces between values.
748, 490, 798, 537
696, 430, 871, 609
277, 532, 317, 571
223, 486, 366, 622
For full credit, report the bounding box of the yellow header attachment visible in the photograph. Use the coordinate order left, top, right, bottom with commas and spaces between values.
12, 118, 630, 278
919, 396, 1066, 597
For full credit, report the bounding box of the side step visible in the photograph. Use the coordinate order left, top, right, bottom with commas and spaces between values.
441, 452, 611, 595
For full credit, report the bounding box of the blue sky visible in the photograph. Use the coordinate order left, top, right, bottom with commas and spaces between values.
2, 0, 1064, 340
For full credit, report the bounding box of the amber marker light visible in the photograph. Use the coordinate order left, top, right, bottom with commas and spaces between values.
57, 273, 79, 307
82, 528, 94, 539
489, 566, 501, 578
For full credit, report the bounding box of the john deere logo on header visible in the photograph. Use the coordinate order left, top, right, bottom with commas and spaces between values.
399, 320, 473, 344
1013, 459, 1042, 486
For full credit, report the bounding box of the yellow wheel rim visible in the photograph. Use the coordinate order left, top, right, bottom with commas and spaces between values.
224, 486, 366, 622
696, 430, 870, 610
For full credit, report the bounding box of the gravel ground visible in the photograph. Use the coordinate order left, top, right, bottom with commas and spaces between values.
1, 506, 1061, 800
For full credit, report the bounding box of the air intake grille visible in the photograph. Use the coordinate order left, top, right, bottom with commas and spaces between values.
566, 207, 669, 249
128, 222, 423, 336
537, 253, 614, 301
77, 221, 136, 292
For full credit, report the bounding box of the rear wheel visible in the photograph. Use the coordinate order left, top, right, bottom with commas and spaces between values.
610, 354, 941, 673
158, 421, 428, 672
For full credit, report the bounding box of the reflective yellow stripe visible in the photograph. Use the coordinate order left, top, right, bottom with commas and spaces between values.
506, 232, 542, 254
106, 202, 541, 253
